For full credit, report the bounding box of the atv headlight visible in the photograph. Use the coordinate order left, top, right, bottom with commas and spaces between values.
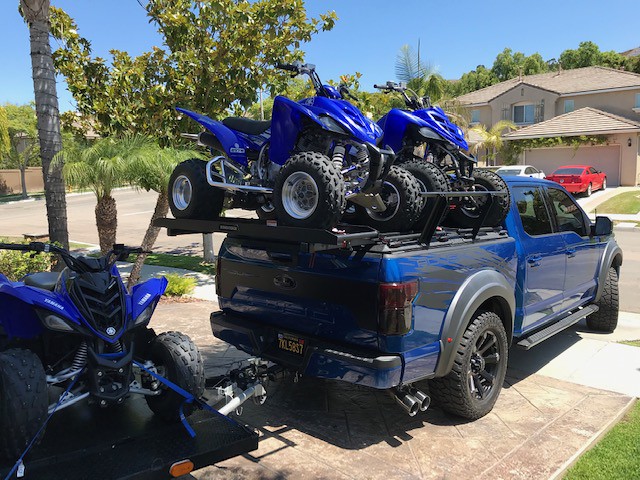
318, 115, 347, 134
418, 127, 442, 142
133, 304, 155, 327
43, 314, 75, 332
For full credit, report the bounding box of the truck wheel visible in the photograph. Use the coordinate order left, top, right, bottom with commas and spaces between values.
274, 152, 345, 229
587, 267, 619, 332
429, 311, 508, 420
399, 159, 450, 228
443, 169, 510, 228
0, 349, 48, 458
354, 166, 423, 232
145, 332, 205, 422
169, 159, 224, 220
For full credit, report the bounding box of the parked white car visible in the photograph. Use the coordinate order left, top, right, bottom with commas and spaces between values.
495, 165, 545, 179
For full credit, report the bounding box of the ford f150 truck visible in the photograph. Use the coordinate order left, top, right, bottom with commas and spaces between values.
161, 177, 623, 420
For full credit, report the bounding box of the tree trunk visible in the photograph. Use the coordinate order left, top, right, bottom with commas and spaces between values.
22, 0, 69, 249
95, 195, 117, 254
203, 234, 215, 263
127, 192, 169, 289
19, 165, 28, 199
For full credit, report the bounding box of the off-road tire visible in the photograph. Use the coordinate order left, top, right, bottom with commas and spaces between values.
444, 169, 510, 228
586, 267, 619, 332
145, 331, 205, 422
354, 166, 423, 232
168, 159, 224, 220
273, 152, 345, 229
399, 159, 450, 229
0, 349, 48, 458
429, 311, 508, 420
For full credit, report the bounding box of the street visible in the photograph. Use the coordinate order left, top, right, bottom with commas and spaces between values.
0, 188, 638, 312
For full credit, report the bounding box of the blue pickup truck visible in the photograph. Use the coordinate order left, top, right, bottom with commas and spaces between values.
196, 177, 623, 420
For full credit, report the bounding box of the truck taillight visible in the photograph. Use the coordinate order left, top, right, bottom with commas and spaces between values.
378, 280, 419, 335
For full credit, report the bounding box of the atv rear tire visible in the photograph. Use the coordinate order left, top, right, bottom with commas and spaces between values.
145, 331, 205, 422
273, 152, 345, 229
0, 349, 48, 458
399, 159, 450, 229
354, 166, 423, 232
586, 267, 619, 332
168, 158, 225, 220
443, 169, 510, 228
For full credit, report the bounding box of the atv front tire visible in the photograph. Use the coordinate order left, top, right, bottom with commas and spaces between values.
145, 332, 205, 422
443, 169, 510, 228
0, 349, 48, 458
168, 159, 225, 220
273, 152, 345, 229
354, 166, 423, 232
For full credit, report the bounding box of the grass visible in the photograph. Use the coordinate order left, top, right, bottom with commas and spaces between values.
0, 192, 46, 203
620, 340, 640, 347
564, 400, 640, 479
592, 191, 640, 214
127, 252, 215, 275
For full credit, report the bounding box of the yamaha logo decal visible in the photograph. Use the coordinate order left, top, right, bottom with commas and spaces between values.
106, 327, 116, 336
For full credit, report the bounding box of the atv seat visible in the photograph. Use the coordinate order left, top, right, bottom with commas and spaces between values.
22, 272, 60, 291
222, 117, 271, 135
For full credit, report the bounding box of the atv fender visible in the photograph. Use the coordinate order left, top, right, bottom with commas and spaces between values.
377, 109, 433, 153
130, 277, 167, 320
176, 108, 249, 165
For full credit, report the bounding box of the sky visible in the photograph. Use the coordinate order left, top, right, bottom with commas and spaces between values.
1, 0, 638, 112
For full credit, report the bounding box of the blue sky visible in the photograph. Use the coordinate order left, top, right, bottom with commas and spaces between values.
1, 0, 637, 112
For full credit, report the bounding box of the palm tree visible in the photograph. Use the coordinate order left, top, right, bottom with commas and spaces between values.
20, 0, 69, 248
469, 120, 517, 166
55, 135, 153, 253
125, 147, 204, 288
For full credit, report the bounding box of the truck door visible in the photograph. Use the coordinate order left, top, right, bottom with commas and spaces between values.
511, 186, 566, 330
544, 187, 601, 310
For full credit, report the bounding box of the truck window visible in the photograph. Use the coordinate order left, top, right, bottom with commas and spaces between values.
546, 187, 588, 236
512, 187, 553, 236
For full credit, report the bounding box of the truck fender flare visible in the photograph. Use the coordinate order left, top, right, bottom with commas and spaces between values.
434, 270, 515, 378
175, 107, 248, 163
594, 241, 623, 302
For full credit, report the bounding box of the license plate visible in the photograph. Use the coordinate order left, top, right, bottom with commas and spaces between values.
277, 333, 305, 355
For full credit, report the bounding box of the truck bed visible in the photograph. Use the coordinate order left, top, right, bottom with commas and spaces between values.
0, 396, 258, 480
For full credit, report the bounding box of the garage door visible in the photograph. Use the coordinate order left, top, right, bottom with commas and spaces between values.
523, 145, 620, 186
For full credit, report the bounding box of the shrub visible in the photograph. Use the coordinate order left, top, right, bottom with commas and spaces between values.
0, 249, 54, 281
160, 273, 196, 297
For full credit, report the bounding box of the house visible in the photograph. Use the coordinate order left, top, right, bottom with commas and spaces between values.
456, 66, 640, 186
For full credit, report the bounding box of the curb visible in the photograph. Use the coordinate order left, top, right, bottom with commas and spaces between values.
548, 396, 637, 479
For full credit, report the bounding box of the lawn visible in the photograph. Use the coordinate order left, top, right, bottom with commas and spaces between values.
564, 400, 640, 479
0, 192, 45, 203
620, 340, 640, 347
127, 252, 215, 275
592, 191, 640, 214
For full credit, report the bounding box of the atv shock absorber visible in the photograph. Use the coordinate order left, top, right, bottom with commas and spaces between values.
71, 341, 88, 371
332, 144, 346, 171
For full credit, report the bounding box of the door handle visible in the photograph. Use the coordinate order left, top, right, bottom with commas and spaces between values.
527, 256, 541, 267
566, 248, 576, 258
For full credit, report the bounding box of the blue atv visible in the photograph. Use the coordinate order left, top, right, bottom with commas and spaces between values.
0, 242, 204, 458
168, 62, 422, 232
375, 81, 509, 228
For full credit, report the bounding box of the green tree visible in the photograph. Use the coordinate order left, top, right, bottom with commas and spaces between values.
51, 1, 337, 146
456, 65, 498, 96
469, 120, 516, 166
2, 104, 39, 199
0, 107, 9, 155
20, 0, 69, 249
125, 146, 203, 287
559, 41, 602, 69
55, 136, 153, 253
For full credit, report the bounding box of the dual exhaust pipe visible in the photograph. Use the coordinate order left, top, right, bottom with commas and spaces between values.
393, 387, 430, 416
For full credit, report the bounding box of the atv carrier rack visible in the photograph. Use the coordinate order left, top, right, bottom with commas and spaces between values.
155, 191, 508, 252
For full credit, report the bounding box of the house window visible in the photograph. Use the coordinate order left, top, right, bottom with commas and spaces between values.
635, 93, 640, 108
471, 110, 480, 123
564, 100, 575, 113
513, 104, 535, 124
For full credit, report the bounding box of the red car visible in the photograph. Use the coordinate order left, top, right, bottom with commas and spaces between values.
545, 165, 607, 196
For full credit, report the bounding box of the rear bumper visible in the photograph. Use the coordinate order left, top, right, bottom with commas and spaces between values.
211, 310, 403, 389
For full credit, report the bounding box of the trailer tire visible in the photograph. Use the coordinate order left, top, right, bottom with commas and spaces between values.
443, 169, 510, 228
0, 349, 48, 458
429, 311, 508, 420
399, 159, 450, 228
169, 159, 225, 220
587, 267, 619, 332
145, 332, 205, 422
274, 152, 345, 229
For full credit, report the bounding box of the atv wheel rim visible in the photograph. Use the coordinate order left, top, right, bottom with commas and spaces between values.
172, 175, 192, 211
366, 180, 400, 221
461, 184, 488, 217
282, 172, 319, 219
468, 330, 500, 400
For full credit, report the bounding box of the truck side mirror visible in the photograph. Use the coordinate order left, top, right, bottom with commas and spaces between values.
590, 216, 613, 237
